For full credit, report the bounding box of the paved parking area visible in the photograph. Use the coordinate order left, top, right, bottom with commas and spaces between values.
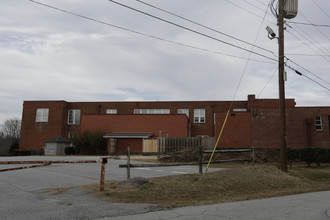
0, 156, 217, 190
0, 156, 220, 219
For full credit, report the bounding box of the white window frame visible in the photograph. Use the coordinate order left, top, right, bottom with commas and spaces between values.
194, 109, 205, 123
177, 109, 189, 117
134, 109, 170, 114
315, 115, 322, 131
106, 109, 117, 114
36, 108, 49, 122
68, 109, 81, 125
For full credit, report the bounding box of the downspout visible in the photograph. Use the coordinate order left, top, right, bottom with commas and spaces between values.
305, 118, 313, 146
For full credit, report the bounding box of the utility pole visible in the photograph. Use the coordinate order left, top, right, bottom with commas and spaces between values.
278, 0, 288, 172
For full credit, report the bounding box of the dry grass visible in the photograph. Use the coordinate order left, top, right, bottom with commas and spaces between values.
84, 164, 330, 208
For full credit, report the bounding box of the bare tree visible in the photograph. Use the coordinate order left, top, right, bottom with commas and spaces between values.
1, 117, 21, 143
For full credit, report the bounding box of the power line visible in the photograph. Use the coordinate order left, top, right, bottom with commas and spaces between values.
27, 0, 275, 64
287, 21, 330, 28
285, 28, 330, 63
289, 23, 330, 56
298, 12, 330, 41
135, 0, 275, 55
242, 0, 330, 61
255, 0, 269, 7
205, 1, 271, 174
231, 2, 271, 102
285, 57, 330, 85
257, 67, 278, 98
311, 0, 330, 19
271, 0, 330, 58
270, 0, 279, 18
285, 64, 330, 91
285, 53, 330, 57
107, 0, 277, 62
224, 0, 275, 25
241, 0, 273, 16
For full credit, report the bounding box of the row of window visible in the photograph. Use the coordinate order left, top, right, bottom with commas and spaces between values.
34, 108, 329, 130
132, 109, 205, 123
34, 108, 330, 130
35, 108, 206, 124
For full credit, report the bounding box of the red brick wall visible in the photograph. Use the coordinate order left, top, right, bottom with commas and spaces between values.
20, 101, 68, 152
80, 114, 189, 138
287, 107, 330, 148
80, 114, 190, 153
19, 96, 329, 153
215, 112, 252, 148
251, 107, 330, 148
66, 100, 248, 137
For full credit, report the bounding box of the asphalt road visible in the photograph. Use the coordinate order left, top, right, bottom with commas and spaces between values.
1, 156, 329, 220
106, 191, 330, 220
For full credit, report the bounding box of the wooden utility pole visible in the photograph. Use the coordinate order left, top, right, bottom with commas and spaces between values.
278, 0, 288, 172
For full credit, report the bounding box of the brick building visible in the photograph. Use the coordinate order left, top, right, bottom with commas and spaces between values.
19, 95, 330, 154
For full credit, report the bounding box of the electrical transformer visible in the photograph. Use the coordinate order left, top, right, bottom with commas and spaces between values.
284, 0, 298, 19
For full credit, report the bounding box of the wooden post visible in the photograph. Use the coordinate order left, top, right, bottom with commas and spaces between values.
127, 146, 130, 179
199, 145, 203, 174
100, 157, 107, 191
251, 146, 255, 169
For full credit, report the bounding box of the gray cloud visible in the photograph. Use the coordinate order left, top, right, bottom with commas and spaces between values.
0, 0, 329, 122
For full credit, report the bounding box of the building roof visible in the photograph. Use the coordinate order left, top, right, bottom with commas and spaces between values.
103, 133, 153, 139
46, 135, 71, 143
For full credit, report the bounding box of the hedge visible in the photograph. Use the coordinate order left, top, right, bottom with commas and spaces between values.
287, 147, 330, 167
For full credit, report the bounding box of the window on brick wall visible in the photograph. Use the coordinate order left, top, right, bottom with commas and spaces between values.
134, 109, 170, 114
177, 109, 189, 117
315, 115, 322, 131
68, 109, 81, 125
194, 109, 205, 123
36, 108, 49, 122
106, 109, 117, 114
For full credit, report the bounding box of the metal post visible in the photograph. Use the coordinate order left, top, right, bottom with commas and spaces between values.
127, 146, 130, 179
278, 0, 288, 172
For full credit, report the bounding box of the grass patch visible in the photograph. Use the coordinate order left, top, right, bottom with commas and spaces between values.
84, 164, 330, 208
289, 165, 330, 181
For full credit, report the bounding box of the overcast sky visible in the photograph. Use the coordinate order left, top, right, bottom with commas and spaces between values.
1, 0, 329, 123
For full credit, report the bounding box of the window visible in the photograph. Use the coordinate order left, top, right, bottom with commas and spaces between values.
315, 115, 322, 131
36, 108, 49, 122
177, 109, 189, 117
68, 109, 81, 125
134, 109, 170, 114
233, 108, 247, 112
106, 109, 117, 114
194, 109, 205, 123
